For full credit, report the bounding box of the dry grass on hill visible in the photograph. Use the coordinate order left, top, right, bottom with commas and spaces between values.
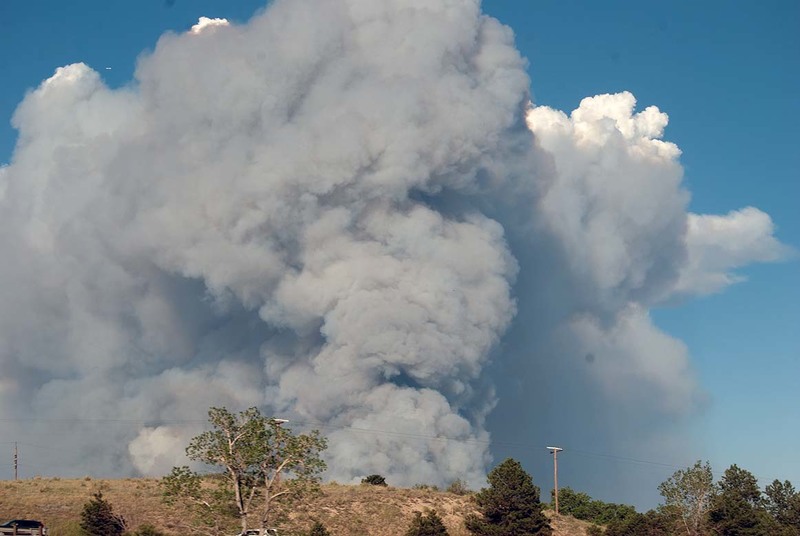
0, 477, 596, 536
0, 477, 185, 535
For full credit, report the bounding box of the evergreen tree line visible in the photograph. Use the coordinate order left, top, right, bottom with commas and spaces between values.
604, 461, 800, 536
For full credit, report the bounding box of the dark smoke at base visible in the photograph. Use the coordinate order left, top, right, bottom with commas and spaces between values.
0, 0, 789, 503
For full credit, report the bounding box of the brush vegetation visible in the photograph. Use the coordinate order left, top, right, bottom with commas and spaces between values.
0, 477, 594, 536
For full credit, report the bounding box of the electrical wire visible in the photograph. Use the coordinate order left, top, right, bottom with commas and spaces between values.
0, 415, 791, 483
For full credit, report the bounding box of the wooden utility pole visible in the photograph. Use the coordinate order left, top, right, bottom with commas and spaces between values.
547, 447, 563, 514
14, 442, 18, 480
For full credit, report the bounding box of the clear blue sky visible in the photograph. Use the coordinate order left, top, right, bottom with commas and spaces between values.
1, 0, 798, 504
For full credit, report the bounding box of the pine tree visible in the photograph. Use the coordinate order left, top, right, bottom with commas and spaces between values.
465, 458, 552, 536
604, 510, 673, 536
405, 510, 449, 536
709, 465, 776, 536
80, 491, 127, 536
765, 479, 800, 532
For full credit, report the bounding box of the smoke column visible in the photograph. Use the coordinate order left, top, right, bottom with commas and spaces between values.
0, 0, 788, 496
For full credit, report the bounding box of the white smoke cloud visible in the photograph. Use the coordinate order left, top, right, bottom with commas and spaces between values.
0, 0, 790, 492
524, 94, 787, 420
0, 0, 525, 486
569, 305, 698, 414
190, 17, 230, 34
677, 207, 794, 295
129, 426, 186, 476
526, 92, 688, 311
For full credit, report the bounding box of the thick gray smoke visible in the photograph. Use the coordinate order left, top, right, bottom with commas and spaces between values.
0, 0, 789, 495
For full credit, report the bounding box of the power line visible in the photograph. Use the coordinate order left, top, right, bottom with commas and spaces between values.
0, 417, 207, 424
0, 415, 735, 471
287, 418, 708, 473
0, 415, 791, 483
14, 442, 68, 452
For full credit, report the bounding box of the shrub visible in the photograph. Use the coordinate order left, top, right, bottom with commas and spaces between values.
587, 525, 604, 536
554, 487, 636, 525
446, 479, 470, 495
308, 520, 331, 536
405, 510, 449, 536
361, 474, 388, 486
80, 491, 127, 536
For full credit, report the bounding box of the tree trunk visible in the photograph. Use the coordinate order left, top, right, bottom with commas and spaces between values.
261, 481, 272, 531
229, 470, 248, 534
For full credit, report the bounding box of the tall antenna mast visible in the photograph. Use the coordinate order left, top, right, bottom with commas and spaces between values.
14, 442, 18, 480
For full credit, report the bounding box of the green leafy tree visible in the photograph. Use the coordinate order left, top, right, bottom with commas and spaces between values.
465, 458, 552, 536
553, 487, 593, 518
80, 491, 127, 536
405, 510, 449, 536
658, 460, 715, 536
185, 407, 263, 534
177, 406, 327, 534
254, 417, 328, 531
598, 503, 639, 526
553, 487, 636, 525
161, 466, 236, 535
709, 464, 775, 536
604, 509, 673, 536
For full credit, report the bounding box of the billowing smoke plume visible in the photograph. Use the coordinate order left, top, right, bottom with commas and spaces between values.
524, 92, 788, 412
0, 0, 789, 494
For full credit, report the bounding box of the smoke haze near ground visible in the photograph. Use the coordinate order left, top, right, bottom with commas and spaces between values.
0, 0, 790, 503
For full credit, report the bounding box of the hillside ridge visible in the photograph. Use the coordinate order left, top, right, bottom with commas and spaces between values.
0, 477, 594, 536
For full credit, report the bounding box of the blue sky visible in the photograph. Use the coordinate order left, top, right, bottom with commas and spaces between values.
482, 0, 800, 493
1, 0, 797, 506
